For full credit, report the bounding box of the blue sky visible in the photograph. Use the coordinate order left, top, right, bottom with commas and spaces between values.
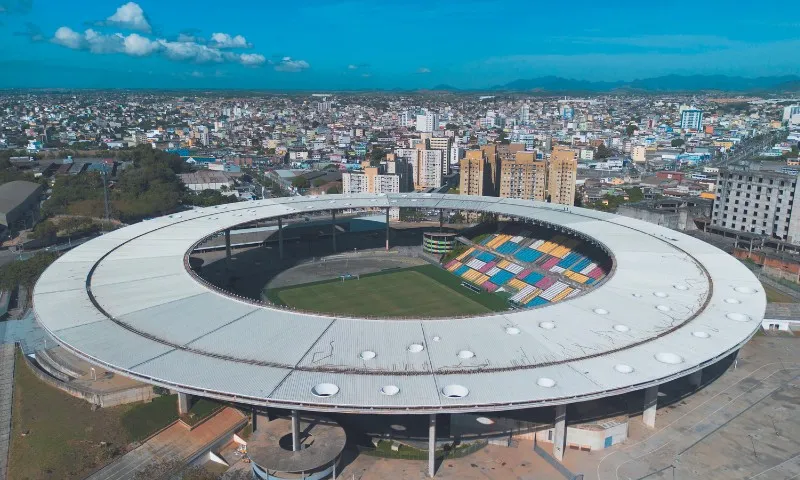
0, 0, 798, 89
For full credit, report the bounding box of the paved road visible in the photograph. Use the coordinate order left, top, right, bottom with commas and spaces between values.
87, 407, 246, 480
0, 344, 16, 480
593, 337, 800, 480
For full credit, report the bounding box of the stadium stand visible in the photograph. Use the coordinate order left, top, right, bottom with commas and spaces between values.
443, 224, 610, 307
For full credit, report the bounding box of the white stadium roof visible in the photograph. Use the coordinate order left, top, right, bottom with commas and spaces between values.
33, 194, 765, 414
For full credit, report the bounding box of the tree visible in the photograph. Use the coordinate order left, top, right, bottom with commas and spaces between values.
326, 185, 341, 194
625, 124, 637, 137
30, 220, 57, 241
595, 144, 613, 159
291, 176, 310, 189
671, 138, 685, 148
369, 147, 385, 166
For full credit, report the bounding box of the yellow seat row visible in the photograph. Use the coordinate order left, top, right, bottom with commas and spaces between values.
537, 241, 558, 254
507, 278, 528, 291
551, 287, 574, 303
456, 247, 475, 261
550, 245, 571, 258
447, 261, 462, 272
565, 271, 589, 283
487, 234, 512, 249
497, 259, 510, 269
522, 289, 543, 305
462, 269, 481, 281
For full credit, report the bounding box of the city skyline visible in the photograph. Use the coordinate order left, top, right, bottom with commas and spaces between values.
1, 0, 799, 89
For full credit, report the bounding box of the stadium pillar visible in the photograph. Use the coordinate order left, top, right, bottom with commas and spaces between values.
278, 217, 284, 259
553, 404, 567, 462
385, 208, 390, 251
643, 386, 658, 428
291, 410, 300, 452
225, 229, 231, 261
331, 210, 337, 253
439, 209, 443, 232
177, 392, 191, 415
428, 414, 436, 477
689, 369, 702, 388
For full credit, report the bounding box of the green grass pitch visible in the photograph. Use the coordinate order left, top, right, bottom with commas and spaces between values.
266, 264, 508, 317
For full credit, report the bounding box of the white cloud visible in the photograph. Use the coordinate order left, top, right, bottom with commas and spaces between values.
417, 67, 431, 73
238, 53, 265, 66
84, 29, 124, 54
274, 56, 309, 72
210, 32, 251, 49
52, 26, 83, 49
158, 39, 224, 63
106, 2, 151, 32
347, 64, 358, 70
124, 33, 160, 56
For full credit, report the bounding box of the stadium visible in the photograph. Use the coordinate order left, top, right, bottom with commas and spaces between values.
32, 193, 765, 478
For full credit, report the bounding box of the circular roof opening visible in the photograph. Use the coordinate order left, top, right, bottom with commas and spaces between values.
673, 284, 689, 291
539, 321, 556, 330
408, 343, 424, 353
380, 385, 400, 396
724, 298, 741, 304
692, 331, 710, 338
726, 312, 750, 322
615, 364, 634, 374
655, 352, 684, 364
656, 305, 671, 312
432, 336, 441, 342
734, 286, 758, 294
505, 327, 521, 335
613, 324, 630, 332
457, 350, 475, 359
654, 292, 669, 298
390, 424, 406, 431
476, 417, 495, 425
537, 377, 557, 388
360, 350, 376, 360
593, 308, 609, 315
311, 383, 340, 398
441, 384, 469, 398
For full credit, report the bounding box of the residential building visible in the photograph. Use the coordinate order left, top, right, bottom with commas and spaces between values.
459, 149, 499, 197
680, 109, 703, 131
712, 165, 800, 243
412, 147, 443, 190
342, 167, 400, 195
548, 147, 578, 206
632, 145, 647, 164
499, 151, 546, 201
416, 111, 438, 133
427, 136, 452, 176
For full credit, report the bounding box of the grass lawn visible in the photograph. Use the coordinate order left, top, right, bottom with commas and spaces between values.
180, 398, 224, 427
268, 264, 508, 317
120, 394, 179, 441
763, 283, 795, 303
8, 352, 178, 480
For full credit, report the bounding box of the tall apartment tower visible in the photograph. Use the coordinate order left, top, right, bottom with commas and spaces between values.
548, 146, 578, 206
412, 145, 443, 190
712, 166, 800, 243
416, 111, 439, 133
499, 151, 546, 201
680, 109, 703, 131
342, 166, 401, 195
459, 148, 500, 197
427, 136, 452, 176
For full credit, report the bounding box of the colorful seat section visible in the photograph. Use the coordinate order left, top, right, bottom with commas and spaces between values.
444, 224, 608, 306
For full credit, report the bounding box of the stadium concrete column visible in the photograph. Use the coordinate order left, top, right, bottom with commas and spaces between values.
428, 414, 436, 477
278, 217, 284, 259
643, 386, 658, 428
331, 210, 337, 252
224, 229, 231, 261
291, 410, 300, 451
689, 369, 702, 388
439, 209, 443, 232
553, 404, 567, 461
177, 392, 191, 415
385, 207, 390, 251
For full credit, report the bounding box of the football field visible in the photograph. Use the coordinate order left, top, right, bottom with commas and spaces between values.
266, 264, 508, 317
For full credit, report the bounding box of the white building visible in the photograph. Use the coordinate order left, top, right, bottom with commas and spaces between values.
712, 166, 800, 243
416, 112, 439, 133
680, 109, 703, 131
413, 149, 443, 190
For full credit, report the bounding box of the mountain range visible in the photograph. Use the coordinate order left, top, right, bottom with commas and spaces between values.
432, 75, 800, 93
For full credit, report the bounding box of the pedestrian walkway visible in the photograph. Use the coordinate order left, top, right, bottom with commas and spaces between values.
87, 407, 247, 480
0, 344, 16, 480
